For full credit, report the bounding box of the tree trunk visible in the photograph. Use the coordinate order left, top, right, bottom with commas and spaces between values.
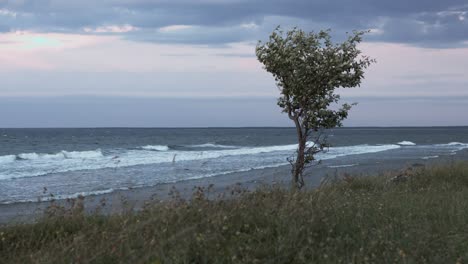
292, 117, 306, 189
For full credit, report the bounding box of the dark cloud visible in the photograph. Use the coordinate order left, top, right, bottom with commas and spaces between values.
0, 0, 467, 47
121, 23, 263, 45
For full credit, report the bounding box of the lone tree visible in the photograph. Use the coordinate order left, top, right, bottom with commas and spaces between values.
256, 27, 374, 189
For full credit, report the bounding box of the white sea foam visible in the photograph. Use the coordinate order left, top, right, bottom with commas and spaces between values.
397, 141, 416, 146
128, 143, 302, 165
16, 150, 103, 160
17, 153, 41, 160
187, 143, 238, 149
0, 155, 16, 164
48, 189, 117, 201
0, 143, 406, 203
328, 164, 358, 168
0, 143, 401, 180
62, 150, 103, 159
141, 145, 170, 151
447, 142, 465, 146
184, 165, 289, 182
422, 156, 439, 160
0, 188, 118, 204
321, 144, 401, 160
436, 142, 468, 150
116, 143, 398, 172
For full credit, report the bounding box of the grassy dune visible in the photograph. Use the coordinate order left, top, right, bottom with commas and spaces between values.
2, 163, 468, 263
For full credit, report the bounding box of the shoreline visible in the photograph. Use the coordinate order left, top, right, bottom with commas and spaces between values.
1, 149, 468, 225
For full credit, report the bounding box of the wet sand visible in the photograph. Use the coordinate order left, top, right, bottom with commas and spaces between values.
1, 149, 467, 225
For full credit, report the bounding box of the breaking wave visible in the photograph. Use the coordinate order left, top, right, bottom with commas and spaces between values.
141, 145, 170, 151
0, 143, 401, 181
422, 155, 439, 160
0, 188, 119, 204
328, 164, 359, 168
397, 141, 416, 146
436, 142, 468, 150
447, 142, 466, 146
0, 155, 16, 164
14, 150, 104, 161
0, 150, 104, 165
185, 143, 238, 149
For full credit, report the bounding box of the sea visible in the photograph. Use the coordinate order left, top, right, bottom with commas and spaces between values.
1, 127, 468, 204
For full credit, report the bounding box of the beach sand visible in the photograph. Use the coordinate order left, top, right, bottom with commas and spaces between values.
1, 149, 468, 225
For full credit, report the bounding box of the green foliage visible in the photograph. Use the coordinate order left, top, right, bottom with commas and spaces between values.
256, 27, 373, 128
2, 163, 468, 263
256, 27, 374, 187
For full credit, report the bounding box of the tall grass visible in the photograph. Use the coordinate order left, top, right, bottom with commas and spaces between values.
2, 163, 468, 263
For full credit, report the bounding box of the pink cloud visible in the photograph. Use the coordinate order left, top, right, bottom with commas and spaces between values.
0, 32, 467, 98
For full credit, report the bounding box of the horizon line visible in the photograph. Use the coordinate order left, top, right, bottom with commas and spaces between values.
2, 126, 468, 129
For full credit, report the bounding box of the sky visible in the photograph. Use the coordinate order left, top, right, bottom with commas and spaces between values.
0, 0, 467, 127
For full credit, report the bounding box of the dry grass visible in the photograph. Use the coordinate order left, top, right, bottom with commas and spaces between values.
2, 162, 468, 263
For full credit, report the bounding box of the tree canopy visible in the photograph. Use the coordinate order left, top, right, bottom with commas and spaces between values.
256, 27, 374, 188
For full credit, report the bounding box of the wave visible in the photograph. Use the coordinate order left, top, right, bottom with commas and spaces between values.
0, 188, 119, 204
182, 164, 291, 182
125, 143, 399, 168
0, 144, 298, 180
322, 144, 400, 160
185, 143, 238, 149
44, 189, 117, 202
447, 142, 465, 146
63, 150, 104, 159
15, 150, 103, 161
328, 164, 358, 168
435, 142, 468, 147
421, 155, 439, 160
398, 141, 416, 146
2, 164, 292, 204
0, 155, 16, 164
435, 142, 468, 150
0, 143, 401, 180
141, 145, 169, 151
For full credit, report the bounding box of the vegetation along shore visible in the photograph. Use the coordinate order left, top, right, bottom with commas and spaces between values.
1, 162, 468, 263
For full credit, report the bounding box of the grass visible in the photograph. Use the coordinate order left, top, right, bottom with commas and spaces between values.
2, 163, 468, 263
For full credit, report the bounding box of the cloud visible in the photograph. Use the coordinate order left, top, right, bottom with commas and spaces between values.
83, 24, 139, 33
0, 8, 17, 17
158, 25, 193, 32
0, 0, 467, 47
1, 28, 467, 97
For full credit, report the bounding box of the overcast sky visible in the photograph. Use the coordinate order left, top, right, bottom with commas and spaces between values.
0, 0, 467, 127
